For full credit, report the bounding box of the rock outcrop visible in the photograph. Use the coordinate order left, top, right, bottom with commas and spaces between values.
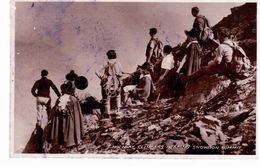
174, 75, 231, 111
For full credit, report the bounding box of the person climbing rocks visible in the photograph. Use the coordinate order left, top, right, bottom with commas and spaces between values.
181, 27, 251, 83
95, 50, 123, 118
31, 69, 61, 129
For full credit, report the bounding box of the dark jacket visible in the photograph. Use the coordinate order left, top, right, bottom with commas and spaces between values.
191, 15, 210, 40
31, 77, 61, 98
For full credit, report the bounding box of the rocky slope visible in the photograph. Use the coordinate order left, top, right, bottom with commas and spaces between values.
51, 66, 254, 155
23, 3, 256, 155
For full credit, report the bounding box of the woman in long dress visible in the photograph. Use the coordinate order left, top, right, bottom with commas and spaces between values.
48, 82, 84, 148
181, 32, 203, 76
182, 31, 203, 76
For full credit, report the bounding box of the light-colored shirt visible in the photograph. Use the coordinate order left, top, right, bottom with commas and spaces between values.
96, 59, 123, 78
214, 39, 234, 64
161, 53, 175, 70
74, 89, 91, 103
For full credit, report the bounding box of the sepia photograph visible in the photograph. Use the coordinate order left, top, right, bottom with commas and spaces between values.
11, 0, 257, 158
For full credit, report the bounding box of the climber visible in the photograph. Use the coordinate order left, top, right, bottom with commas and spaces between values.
185, 6, 214, 46
122, 65, 155, 106
180, 27, 250, 83
31, 69, 61, 129
145, 28, 163, 65
155, 45, 183, 98
95, 50, 123, 118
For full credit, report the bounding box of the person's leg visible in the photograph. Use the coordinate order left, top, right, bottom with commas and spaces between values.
185, 68, 205, 81
104, 97, 110, 116
36, 97, 43, 128
115, 94, 121, 112
146, 53, 153, 65
46, 98, 52, 122
122, 90, 129, 106
102, 88, 111, 116
184, 64, 220, 82
122, 85, 134, 106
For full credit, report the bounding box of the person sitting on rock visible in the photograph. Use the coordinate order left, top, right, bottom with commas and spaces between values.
122, 65, 155, 106
180, 27, 249, 83
155, 45, 182, 98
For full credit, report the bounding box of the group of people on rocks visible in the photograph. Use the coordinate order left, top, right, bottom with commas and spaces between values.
30, 6, 251, 152
31, 70, 88, 151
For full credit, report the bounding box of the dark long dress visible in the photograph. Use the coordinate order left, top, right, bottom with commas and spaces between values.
49, 94, 84, 147
184, 41, 202, 76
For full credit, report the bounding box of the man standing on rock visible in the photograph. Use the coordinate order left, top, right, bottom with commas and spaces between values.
31, 69, 61, 129
145, 28, 163, 65
96, 50, 123, 118
185, 6, 213, 45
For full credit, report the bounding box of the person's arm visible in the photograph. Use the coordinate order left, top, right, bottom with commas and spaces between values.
213, 46, 224, 65
95, 64, 106, 80
50, 81, 61, 97
31, 81, 38, 97
147, 40, 156, 62
196, 17, 205, 40
197, 17, 204, 31
117, 62, 123, 78
157, 69, 170, 83
174, 60, 181, 73
156, 56, 175, 84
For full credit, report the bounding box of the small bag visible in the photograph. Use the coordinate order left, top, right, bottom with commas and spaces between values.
101, 62, 122, 97
201, 27, 214, 42
200, 16, 214, 42
153, 38, 164, 59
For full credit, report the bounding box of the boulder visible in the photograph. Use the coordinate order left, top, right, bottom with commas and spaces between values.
175, 75, 231, 111
193, 115, 228, 147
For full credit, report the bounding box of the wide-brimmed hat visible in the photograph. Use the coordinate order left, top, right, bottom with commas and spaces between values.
184, 30, 197, 38
60, 82, 73, 94
75, 76, 88, 90
66, 70, 78, 81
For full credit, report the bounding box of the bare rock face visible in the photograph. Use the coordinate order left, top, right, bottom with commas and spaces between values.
174, 75, 231, 111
